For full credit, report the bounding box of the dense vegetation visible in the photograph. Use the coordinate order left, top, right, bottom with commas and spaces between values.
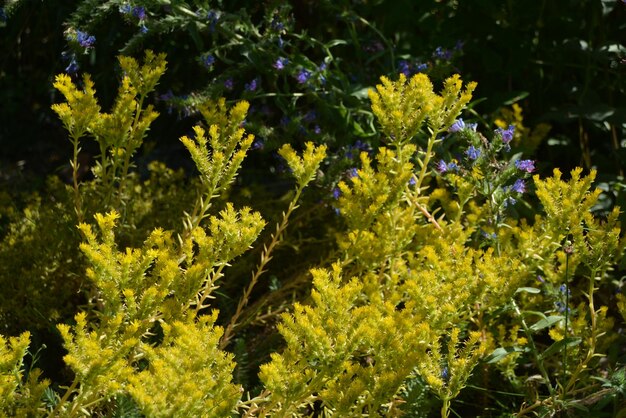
1, 1, 625, 416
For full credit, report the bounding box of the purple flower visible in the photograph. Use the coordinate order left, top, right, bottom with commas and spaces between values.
449, 118, 466, 133
503, 196, 517, 208
139, 23, 148, 34
347, 168, 358, 178
303, 110, 317, 123
245, 78, 259, 92
465, 145, 481, 160
132, 6, 146, 20
398, 60, 411, 76
158, 90, 175, 101
65, 58, 79, 75
271, 16, 285, 31
415, 62, 428, 72
201, 54, 215, 68
207, 10, 219, 32
313, 125, 321, 134
511, 179, 526, 194
497, 125, 515, 144
408, 176, 417, 186
252, 139, 265, 150
274, 57, 288, 70
76, 30, 96, 48
332, 187, 341, 199
224, 78, 234, 90
296, 69, 312, 84
515, 159, 535, 173
537, 275, 545, 283
436, 160, 449, 173
433, 46, 452, 60
119, 4, 132, 14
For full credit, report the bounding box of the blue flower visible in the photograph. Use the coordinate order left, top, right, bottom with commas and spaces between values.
332, 187, 341, 199
515, 159, 535, 173
132, 6, 146, 20
436, 160, 448, 173
433, 46, 452, 60
398, 60, 411, 76
314, 125, 321, 134
65, 58, 79, 75
245, 78, 259, 92
415, 62, 428, 72
511, 179, 526, 194
274, 57, 288, 70
503, 196, 517, 208
497, 125, 515, 144
347, 168, 358, 178
408, 176, 417, 186
303, 110, 317, 123
76, 30, 96, 48
449, 118, 466, 133
139, 23, 148, 34
224, 78, 234, 90
296, 69, 312, 84
554, 301, 569, 313
201, 54, 215, 68
207, 10, 219, 32
465, 145, 481, 161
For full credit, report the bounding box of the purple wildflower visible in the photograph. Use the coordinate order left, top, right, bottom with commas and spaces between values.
65, 58, 79, 75
537, 275, 545, 283
76, 30, 96, 48
408, 176, 417, 186
207, 10, 219, 32
303, 111, 317, 123
158, 90, 175, 101
449, 118, 466, 133
139, 23, 148, 34
313, 125, 321, 134
201, 54, 215, 68
132, 6, 146, 20
415, 62, 428, 72
224, 78, 234, 90
398, 60, 411, 76
296, 69, 312, 84
465, 145, 481, 160
119, 4, 132, 14
436, 160, 449, 173
433, 46, 452, 60
511, 179, 526, 194
497, 125, 515, 144
503, 196, 517, 208
274, 57, 288, 70
515, 159, 535, 173
332, 187, 341, 199
347, 168, 358, 178
245, 78, 259, 92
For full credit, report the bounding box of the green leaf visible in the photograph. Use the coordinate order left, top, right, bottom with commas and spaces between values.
539, 337, 582, 360
529, 315, 564, 332
485, 346, 527, 364
515, 287, 541, 294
